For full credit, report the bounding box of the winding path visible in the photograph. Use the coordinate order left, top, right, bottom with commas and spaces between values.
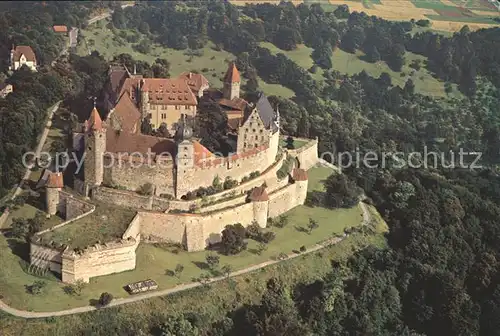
0, 202, 373, 319
10, 102, 61, 200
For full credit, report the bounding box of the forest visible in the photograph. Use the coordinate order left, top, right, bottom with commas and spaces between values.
1, 1, 500, 335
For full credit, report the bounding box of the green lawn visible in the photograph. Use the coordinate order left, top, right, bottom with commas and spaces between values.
0, 165, 368, 312
38, 204, 136, 250
331, 48, 461, 97
280, 136, 310, 150
260, 42, 325, 82
425, 14, 498, 24
78, 19, 293, 98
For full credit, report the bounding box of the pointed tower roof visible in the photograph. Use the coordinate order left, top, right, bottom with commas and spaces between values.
224, 62, 240, 83
46, 172, 64, 188
86, 105, 103, 132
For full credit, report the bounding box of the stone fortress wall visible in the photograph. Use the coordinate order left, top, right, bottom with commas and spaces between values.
102, 154, 175, 197
91, 148, 287, 212
31, 138, 319, 283
176, 132, 281, 198
287, 137, 319, 170
138, 177, 308, 252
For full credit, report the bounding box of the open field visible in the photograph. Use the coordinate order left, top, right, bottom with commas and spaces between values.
0, 165, 368, 312
77, 19, 294, 98
326, 0, 500, 31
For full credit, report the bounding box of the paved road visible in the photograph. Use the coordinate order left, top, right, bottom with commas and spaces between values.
0, 201, 373, 319
10, 102, 61, 200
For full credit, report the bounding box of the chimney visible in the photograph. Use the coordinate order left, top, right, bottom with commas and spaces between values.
133, 64, 136, 75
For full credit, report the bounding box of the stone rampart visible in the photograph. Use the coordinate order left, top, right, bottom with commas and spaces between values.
168, 151, 286, 212
59, 191, 94, 220
29, 242, 65, 273
137, 176, 308, 252
103, 154, 175, 197
61, 237, 139, 283
176, 144, 275, 198
93, 186, 153, 210
288, 138, 318, 170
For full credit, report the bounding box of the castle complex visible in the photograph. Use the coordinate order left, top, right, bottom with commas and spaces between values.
32, 62, 320, 283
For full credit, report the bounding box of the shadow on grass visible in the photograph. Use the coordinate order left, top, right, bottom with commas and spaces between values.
294, 225, 309, 234
6, 238, 30, 262
192, 261, 209, 270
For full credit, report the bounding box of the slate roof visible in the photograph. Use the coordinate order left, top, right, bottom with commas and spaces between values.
255, 93, 276, 131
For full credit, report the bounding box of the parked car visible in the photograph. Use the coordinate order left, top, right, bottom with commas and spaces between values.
126, 279, 158, 294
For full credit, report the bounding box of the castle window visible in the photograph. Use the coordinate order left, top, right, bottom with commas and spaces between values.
175, 106, 180, 110
254, 144, 258, 148
148, 113, 152, 118
161, 113, 166, 119
252, 129, 256, 132
88, 146, 92, 150
244, 134, 247, 139
244, 142, 247, 148
162, 105, 167, 110
261, 136, 264, 141
260, 129, 263, 133
185, 105, 189, 109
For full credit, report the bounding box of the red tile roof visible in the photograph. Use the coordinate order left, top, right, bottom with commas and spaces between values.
112, 92, 141, 133
218, 97, 248, 111
106, 128, 176, 156
12, 46, 36, 62
86, 107, 103, 132
46, 172, 64, 188
178, 72, 209, 93
292, 168, 308, 181
248, 185, 269, 202
53, 25, 68, 33
224, 62, 240, 83
139, 78, 197, 105
192, 141, 213, 165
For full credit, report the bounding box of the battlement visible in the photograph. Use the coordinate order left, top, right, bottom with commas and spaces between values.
62, 236, 138, 259
193, 144, 269, 169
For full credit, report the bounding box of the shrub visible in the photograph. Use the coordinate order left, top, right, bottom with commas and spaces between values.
221, 224, 247, 255
299, 245, 306, 252
206, 252, 220, 269
26, 280, 46, 295
260, 231, 276, 243
98, 292, 113, 306
249, 171, 260, 179
137, 182, 154, 196
223, 177, 238, 190
305, 191, 325, 207
274, 215, 289, 228
246, 222, 262, 240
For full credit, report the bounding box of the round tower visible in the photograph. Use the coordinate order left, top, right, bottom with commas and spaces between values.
84, 104, 106, 194
45, 172, 64, 216
249, 185, 269, 228
292, 168, 308, 205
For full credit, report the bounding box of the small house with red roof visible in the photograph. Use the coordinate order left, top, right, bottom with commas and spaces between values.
9, 45, 37, 72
